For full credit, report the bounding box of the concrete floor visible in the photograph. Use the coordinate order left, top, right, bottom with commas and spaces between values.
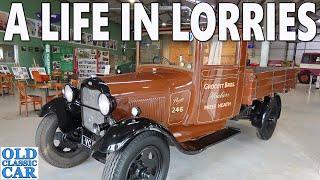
0, 84, 320, 180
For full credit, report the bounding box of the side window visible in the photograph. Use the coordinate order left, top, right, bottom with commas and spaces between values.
202, 35, 238, 66
301, 55, 310, 64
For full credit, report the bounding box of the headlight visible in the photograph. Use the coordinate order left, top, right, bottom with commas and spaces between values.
64, 85, 74, 102
98, 94, 111, 115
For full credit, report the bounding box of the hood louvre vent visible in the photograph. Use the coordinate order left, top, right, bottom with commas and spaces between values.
129, 97, 166, 123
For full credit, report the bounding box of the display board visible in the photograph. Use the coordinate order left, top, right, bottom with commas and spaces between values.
77, 48, 97, 79
97, 50, 110, 73
50, 45, 74, 79
29, 67, 46, 79
11, 67, 30, 80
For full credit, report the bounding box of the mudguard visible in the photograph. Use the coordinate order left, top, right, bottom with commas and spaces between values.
92, 117, 179, 154
39, 97, 82, 133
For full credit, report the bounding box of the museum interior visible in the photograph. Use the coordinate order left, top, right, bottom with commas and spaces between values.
0, 0, 320, 180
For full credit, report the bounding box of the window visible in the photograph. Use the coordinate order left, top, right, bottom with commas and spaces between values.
139, 34, 195, 71
202, 35, 238, 66
0, 44, 16, 63
301, 55, 310, 64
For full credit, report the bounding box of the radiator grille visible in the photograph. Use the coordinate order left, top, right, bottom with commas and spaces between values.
81, 87, 105, 132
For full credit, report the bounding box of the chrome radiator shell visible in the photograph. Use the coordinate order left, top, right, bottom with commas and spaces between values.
81, 87, 105, 132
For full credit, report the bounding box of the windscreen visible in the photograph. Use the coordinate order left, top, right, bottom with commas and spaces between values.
139, 34, 195, 71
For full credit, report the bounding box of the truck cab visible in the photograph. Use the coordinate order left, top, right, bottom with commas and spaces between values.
36, 29, 298, 180
298, 53, 320, 84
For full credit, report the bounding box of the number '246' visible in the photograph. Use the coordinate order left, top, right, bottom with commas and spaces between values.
171, 106, 184, 114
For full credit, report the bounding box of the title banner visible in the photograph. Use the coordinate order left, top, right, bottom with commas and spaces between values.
2, 2, 318, 42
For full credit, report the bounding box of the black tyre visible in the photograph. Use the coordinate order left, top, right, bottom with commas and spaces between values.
256, 97, 279, 140
35, 113, 89, 168
298, 72, 310, 84
274, 94, 282, 120
102, 131, 170, 180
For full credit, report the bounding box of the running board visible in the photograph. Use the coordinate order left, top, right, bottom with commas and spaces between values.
177, 127, 240, 155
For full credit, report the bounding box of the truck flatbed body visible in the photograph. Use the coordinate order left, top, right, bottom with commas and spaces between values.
243, 67, 298, 105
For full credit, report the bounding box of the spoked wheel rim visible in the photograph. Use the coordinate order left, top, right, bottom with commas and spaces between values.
300, 74, 310, 83
126, 146, 163, 180
51, 127, 83, 156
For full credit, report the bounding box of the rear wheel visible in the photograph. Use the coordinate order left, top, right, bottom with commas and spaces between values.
256, 96, 279, 140
35, 113, 89, 168
102, 131, 170, 180
298, 72, 310, 84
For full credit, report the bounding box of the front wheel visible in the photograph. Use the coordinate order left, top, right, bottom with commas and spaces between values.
35, 113, 90, 168
102, 131, 170, 180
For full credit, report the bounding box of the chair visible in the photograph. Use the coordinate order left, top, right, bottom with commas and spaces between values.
16, 81, 43, 116
71, 79, 79, 87
46, 83, 64, 102
32, 71, 50, 84
0, 74, 14, 96
52, 69, 63, 82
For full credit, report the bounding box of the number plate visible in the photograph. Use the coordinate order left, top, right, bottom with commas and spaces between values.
81, 135, 95, 148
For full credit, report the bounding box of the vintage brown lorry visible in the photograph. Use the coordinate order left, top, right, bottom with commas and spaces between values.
35, 29, 298, 180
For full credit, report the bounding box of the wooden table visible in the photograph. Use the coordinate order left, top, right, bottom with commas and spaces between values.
28, 83, 65, 103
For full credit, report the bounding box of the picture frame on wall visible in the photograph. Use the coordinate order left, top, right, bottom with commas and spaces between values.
0, 12, 8, 32
90, 49, 97, 55
0, 65, 10, 74
63, 54, 73, 62
107, 41, 112, 49
81, 32, 87, 44
102, 41, 107, 48
52, 61, 61, 70
52, 46, 60, 53
35, 21, 42, 38
26, 19, 37, 37
87, 34, 93, 45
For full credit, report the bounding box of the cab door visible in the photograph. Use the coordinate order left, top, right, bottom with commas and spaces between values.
196, 36, 242, 124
